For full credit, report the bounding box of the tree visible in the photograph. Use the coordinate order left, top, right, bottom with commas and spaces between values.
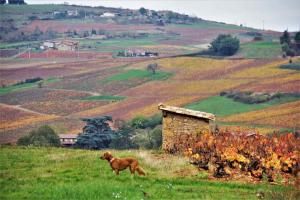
295, 31, 300, 48
91, 29, 97, 35
148, 126, 162, 149
210, 34, 240, 56
295, 31, 300, 43
17, 125, 60, 147
131, 126, 162, 149
130, 115, 149, 129
139, 7, 147, 15
33, 26, 43, 36
282, 41, 295, 57
83, 31, 89, 37
74, 116, 115, 149
38, 81, 43, 88
109, 122, 138, 149
280, 30, 291, 45
0, 0, 6, 5
8, 0, 26, 4
147, 63, 158, 74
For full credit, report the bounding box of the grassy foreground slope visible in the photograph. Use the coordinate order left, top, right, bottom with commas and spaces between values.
0, 147, 296, 200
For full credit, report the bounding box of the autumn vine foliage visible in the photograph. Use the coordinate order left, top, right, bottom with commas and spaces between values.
183, 130, 299, 182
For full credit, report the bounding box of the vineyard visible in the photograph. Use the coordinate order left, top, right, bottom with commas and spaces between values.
182, 130, 299, 184
0, 49, 19, 58
18, 50, 112, 59
0, 104, 58, 131
220, 100, 300, 128
1, 55, 300, 144
1, 3, 300, 199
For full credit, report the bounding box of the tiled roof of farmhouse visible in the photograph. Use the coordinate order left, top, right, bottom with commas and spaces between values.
46, 40, 79, 46
158, 103, 215, 121
58, 134, 78, 139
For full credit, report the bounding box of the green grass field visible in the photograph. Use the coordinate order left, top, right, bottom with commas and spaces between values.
168, 22, 252, 31
280, 61, 300, 71
82, 95, 126, 101
239, 41, 282, 59
104, 69, 172, 82
0, 41, 41, 49
186, 95, 300, 116
78, 38, 158, 49
0, 147, 296, 200
0, 78, 60, 95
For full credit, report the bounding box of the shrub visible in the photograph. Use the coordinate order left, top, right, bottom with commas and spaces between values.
144, 114, 162, 129
131, 125, 162, 149
186, 131, 299, 182
112, 115, 162, 149
139, 7, 147, 15
210, 34, 240, 56
280, 62, 300, 71
109, 122, 138, 149
17, 125, 60, 147
219, 90, 300, 104
13, 77, 43, 86
8, 0, 26, 4
28, 15, 38, 20
130, 115, 149, 129
280, 30, 291, 45
149, 126, 162, 149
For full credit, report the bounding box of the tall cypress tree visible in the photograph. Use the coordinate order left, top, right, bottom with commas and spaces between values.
280, 30, 291, 45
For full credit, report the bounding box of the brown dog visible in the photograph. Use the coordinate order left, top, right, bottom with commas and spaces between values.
100, 152, 146, 176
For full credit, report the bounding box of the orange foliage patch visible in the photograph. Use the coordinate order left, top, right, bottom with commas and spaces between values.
183, 131, 299, 183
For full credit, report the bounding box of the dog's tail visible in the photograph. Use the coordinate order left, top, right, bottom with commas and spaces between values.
136, 166, 146, 176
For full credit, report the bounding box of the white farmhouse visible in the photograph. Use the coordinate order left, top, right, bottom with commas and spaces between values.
101, 12, 116, 18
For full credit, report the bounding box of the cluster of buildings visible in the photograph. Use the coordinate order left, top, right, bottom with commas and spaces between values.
118, 49, 159, 57
41, 40, 79, 51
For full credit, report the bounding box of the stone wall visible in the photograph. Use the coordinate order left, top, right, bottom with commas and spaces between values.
162, 112, 210, 153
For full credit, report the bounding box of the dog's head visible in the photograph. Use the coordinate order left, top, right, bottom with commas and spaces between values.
100, 151, 113, 161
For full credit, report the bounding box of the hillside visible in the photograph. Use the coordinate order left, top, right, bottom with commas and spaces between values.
1, 56, 299, 143
1, 3, 300, 199
0, 4, 298, 144
0, 147, 297, 199
0, 4, 281, 58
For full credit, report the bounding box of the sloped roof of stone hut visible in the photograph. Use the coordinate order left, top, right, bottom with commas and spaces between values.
158, 103, 216, 121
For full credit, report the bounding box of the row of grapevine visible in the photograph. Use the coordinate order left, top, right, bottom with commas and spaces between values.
178, 130, 300, 183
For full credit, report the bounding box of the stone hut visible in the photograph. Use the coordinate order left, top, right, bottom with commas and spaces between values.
158, 104, 215, 153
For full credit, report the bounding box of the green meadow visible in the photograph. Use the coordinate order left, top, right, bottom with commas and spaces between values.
104, 69, 172, 82
239, 41, 282, 59
82, 95, 126, 101
280, 61, 300, 71
0, 78, 60, 95
0, 147, 296, 200
186, 95, 300, 116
